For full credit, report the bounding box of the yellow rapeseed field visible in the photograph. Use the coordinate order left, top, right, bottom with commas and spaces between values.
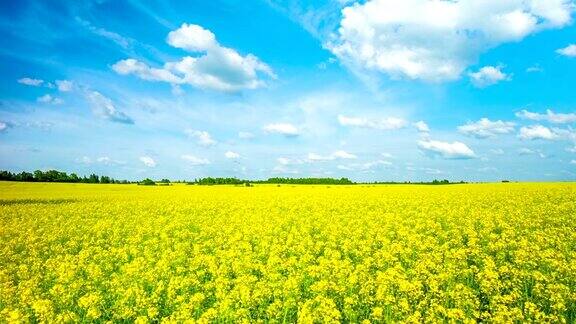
1, 182, 575, 323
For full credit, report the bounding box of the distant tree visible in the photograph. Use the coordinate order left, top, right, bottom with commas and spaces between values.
33, 170, 45, 182
16, 172, 34, 182
68, 173, 79, 182
0, 171, 14, 181
139, 178, 156, 186
88, 174, 100, 184
159, 179, 171, 184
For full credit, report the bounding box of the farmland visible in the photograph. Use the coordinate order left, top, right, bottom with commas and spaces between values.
1, 182, 575, 322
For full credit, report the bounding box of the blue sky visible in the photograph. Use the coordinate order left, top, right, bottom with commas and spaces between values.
1, 0, 576, 182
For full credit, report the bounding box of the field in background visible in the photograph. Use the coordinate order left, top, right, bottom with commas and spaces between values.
1, 182, 575, 322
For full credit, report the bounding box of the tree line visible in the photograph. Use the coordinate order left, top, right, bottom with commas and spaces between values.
189, 177, 355, 185
0, 169, 463, 186
0, 170, 130, 184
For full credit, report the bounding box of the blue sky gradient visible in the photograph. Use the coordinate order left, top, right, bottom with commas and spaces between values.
1, 0, 576, 181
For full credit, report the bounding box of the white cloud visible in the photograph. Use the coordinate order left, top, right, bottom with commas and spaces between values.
77, 18, 132, 49
307, 153, 332, 161
78, 156, 125, 166
96, 156, 125, 166
167, 23, 218, 52
113, 23, 275, 92
567, 145, 576, 153
490, 148, 505, 155
518, 125, 557, 140
276, 157, 307, 169
277, 157, 291, 165
17, 77, 44, 86
557, 44, 576, 57
181, 154, 210, 165
413, 121, 430, 133
56, 80, 73, 92
337, 165, 354, 171
307, 150, 357, 162
185, 129, 217, 146
76, 156, 92, 165
516, 109, 576, 124
571, 160, 576, 165
406, 166, 445, 174
112, 59, 182, 83
86, 91, 134, 124
338, 159, 392, 172
37, 94, 63, 105
418, 139, 476, 159
263, 123, 299, 136
0, 121, 8, 132
238, 131, 255, 139
552, 127, 576, 141
332, 150, 357, 159
469, 66, 512, 88
518, 148, 547, 158
338, 115, 406, 130
225, 151, 240, 159
140, 156, 156, 167
458, 118, 515, 138
328, 0, 573, 82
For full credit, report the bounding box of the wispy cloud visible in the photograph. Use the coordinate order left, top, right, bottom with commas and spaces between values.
86, 91, 134, 124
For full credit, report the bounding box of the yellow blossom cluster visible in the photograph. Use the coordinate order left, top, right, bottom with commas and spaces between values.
1, 182, 575, 322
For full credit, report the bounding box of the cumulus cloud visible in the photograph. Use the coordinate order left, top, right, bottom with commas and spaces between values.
113, 23, 275, 92
17, 77, 44, 86
328, 0, 574, 81
225, 151, 240, 159
418, 139, 475, 159
263, 123, 299, 136
181, 154, 210, 165
557, 44, 576, 57
307, 150, 357, 162
86, 91, 134, 124
469, 66, 512, 88
185, 129, 217, 146
516, 109, 576, 124
518, 125, 557, 140
167, 23, 218, 52
338, 115, 406, 130
413, 121, 430, 133
56, 80, 73, 92
37, 94, 63, 105
458, 118, 515, 138
0, 121, 8, 132
140, 156, 156, 167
